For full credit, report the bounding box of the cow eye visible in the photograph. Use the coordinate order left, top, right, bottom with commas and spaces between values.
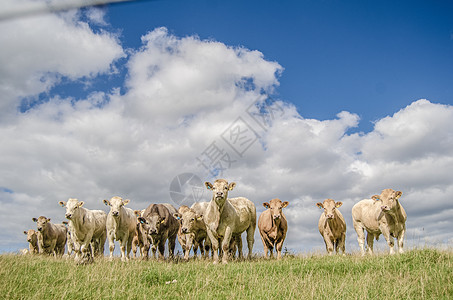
191, 218, 195, 222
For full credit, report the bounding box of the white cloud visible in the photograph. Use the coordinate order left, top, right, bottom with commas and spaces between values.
1, 16, 452, 255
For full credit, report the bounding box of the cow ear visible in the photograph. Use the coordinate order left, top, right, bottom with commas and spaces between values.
228, 182, 236, 191
103, 199, 110, 206
138, 217, 146, 224
335, 202, 343, 208
160, 217, 166, 224
47, 218, 51, 222
205, 182, 213, 190
196, 214, 203, 221
123, 199, 130, 206
173, 213, 181, 220
316, 202, 323, 209
32, 218, 38, 222
371, 195, 380, 201
24, 231, 28, 235
282, 201, 289, 208
134, 210, 141, 217
395, 191, 403, 199
78, 201, 85, 207
58, 201, 66, 207
263, 202, 270, 209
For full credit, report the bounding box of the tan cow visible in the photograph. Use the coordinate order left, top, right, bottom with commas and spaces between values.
174, 205, 210, 260
32, 216, 67, 256
23, 229, 39, 254
132, 209, 150, 259
352, 189, 406, 255
204, 179, 256, 264
258, 198, 289, 259
59, 198, 107, 264
316, 199, 346, 255
138, 203, 179, 260
103, 196, 137, 262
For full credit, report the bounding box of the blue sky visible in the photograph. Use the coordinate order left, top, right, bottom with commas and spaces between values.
103, 0, 453, 131
1, 0, 453, 255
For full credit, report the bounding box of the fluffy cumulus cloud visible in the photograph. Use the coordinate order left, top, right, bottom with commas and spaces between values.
1, 5, 452, 254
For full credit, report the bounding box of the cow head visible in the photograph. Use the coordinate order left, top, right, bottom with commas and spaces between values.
205, 179, 236, 205
24, 229, 38, 243
316, 199, 342, 219
32, 216, 50, 232
173, 207, 203, 234
373, 189, 402, 212
139, 214, 165, 236
59, 198, 84, 220
103, 196, 130, 218
263, 198, 289, 220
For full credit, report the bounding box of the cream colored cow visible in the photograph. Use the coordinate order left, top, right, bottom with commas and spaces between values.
59, 198, 107, 264
316, 199, 346, 255
352, 189, 406, 255
258, 198, 289, 260
32, 216, 67, 256
204, 179, 256, 264
23, 229, 39, 254
103, 196, 137, 262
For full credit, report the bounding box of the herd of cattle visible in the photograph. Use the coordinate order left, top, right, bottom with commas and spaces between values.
23, 179, 407, 264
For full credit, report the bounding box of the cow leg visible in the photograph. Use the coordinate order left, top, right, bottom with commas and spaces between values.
204, 238, 211, 259
397, 229, 405, 254
126, 234, 133, 260
235, 235, 243, 260
246, 224, 255, 260
107, 231, 115, 261
207, 229, 219, 264
168, 234, 177, 260
185, 234, 194, 260
365, 231, 375, 255
275, 236, 286, 260
353, 220, 366, 256
380, 226, 395, 255
221, 227, 233, 264
260, 234, 270, 258
119, 235, 128, 262
339, 233, 346, 256
323, 235, 334, 255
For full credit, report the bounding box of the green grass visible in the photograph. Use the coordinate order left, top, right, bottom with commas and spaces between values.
1, 249, 452, 299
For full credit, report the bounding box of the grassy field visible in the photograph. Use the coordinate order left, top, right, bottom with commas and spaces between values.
1, 249, 452, 299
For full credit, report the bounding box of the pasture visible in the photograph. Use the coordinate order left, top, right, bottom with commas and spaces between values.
1, 248, 452, 299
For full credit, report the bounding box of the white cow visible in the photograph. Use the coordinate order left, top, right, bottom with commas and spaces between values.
204, 179, 256, 264
103, 196, 136, 262
352, 189, 407, 255
59, 198, 107, 264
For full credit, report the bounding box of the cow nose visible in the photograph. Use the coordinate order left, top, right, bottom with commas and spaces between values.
112, 211, 119, 217
150, 229, 157, 234
65, 213, 72, 219
37, 227, 42, 231
327, 214, 334, 219
381, 205, 389, 211
216, 192, 223, 197
182, 228, 188, 233
273, 214, 280, 220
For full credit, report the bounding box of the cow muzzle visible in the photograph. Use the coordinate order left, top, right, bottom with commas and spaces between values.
37, 227, 43, 232
150, 229, 157, 235
181, 228, 188, 234
326, 214, 334, 219
65, 213, 72, 219
381, 205, 390, 211
112, 211, 119, 217
273, 214, 281, 220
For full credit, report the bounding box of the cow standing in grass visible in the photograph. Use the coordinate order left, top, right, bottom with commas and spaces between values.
258, 198, 289, 260
32, 216, 67, 256
23, 229, 40, 255
204, 179, 256, 264
138, 203, 179, 260
59, 198, 107, 264
103, 196, 137, 262
352, 189, 406, 255
316, 199, 346, 255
